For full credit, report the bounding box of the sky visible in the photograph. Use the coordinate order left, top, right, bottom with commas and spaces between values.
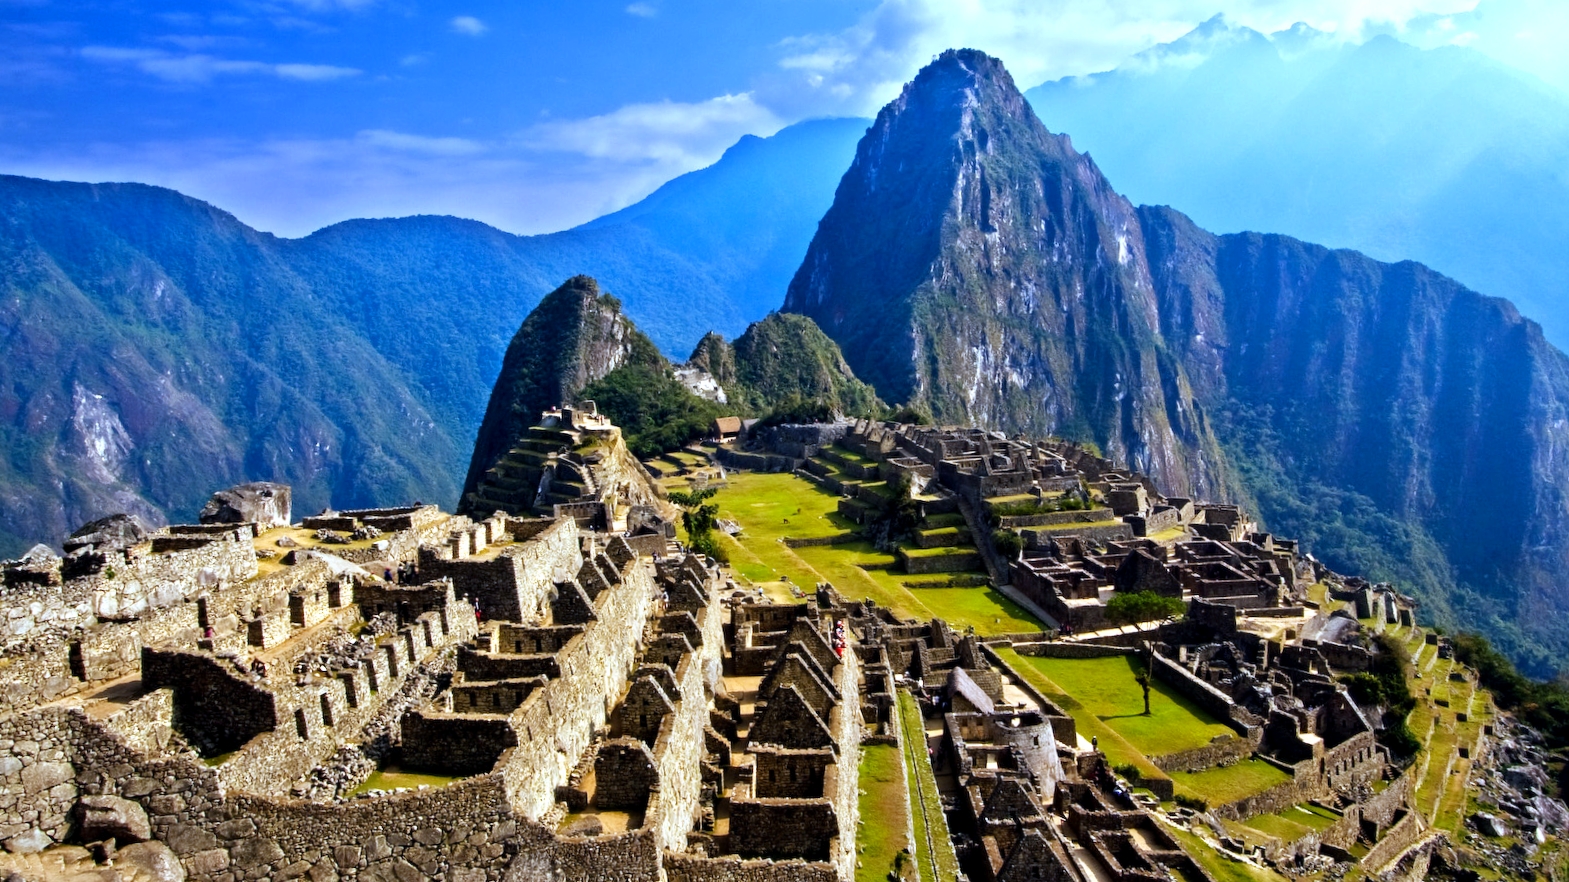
2, 0, 1563, 237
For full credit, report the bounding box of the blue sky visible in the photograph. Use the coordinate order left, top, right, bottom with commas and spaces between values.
2, 0, 1563, 236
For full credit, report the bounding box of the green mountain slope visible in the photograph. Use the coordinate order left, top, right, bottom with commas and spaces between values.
0, 118, 864, 551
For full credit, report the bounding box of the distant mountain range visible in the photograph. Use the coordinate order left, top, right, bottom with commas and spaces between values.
1026, 15, 1569, 350
788, 48, 1569, 677
7, 28, 1569, 674
0, 118, 864, 552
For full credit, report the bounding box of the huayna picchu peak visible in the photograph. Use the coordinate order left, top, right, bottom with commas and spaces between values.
785, 48, 1569, 676
784, 48, 1229, 503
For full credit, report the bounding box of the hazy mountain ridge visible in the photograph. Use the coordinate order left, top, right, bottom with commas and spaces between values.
1026, 15, 1569, 349
785, 49, 1569, 674
0, 118, 865, 552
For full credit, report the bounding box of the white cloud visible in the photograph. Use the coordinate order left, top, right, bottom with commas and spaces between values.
357, 129, 486, 156
526, 93, 783, 165
1404, 0, 1569, 94
449, 16, 488, 36
626, 3, 657, 17
0, 118, 740, 237
764, 0, 1482, 117
81, 46, 359, 83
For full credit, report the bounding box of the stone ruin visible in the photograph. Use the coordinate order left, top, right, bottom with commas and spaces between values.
0, 408, 1549, 881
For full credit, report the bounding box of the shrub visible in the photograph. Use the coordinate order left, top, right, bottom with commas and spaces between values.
1174, 794, 1207, 811
1105, 591, 1186, 626
992, 529, 1024, 558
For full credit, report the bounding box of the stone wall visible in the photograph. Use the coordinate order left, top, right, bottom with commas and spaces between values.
500, 557, 656, 820
1150, 733, 1258, 774
664, 853, 839, 882
418, 517, 581, 622
1148, 652, 1254, 736
401, 713, 518, 775
0, 528, 265, 716
1008, 642, 1133, 659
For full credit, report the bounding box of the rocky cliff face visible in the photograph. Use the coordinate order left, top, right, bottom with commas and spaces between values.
694, 313, 883, 415
784, 49, 1228, 500
784, 48, 1569, 673
1142, 208, 1569, 673
461, 276, 655, 506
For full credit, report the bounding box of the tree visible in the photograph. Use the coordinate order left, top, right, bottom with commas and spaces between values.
865, 473, 921, 552
1104, 591, 1185, 627
669, 488, 727, 563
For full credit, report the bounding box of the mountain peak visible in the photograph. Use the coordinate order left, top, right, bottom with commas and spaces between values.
784, 49, 1225, 499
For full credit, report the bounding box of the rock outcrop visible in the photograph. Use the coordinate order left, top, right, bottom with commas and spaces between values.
784, 49, 1229, 500
199, 482, 291, 529
783, 48, 1569, 673
461, 276, 657, 507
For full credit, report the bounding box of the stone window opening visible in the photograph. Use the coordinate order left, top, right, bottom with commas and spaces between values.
320, 694, 334, 727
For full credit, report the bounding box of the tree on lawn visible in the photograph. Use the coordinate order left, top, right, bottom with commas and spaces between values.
669, 487, 726, 562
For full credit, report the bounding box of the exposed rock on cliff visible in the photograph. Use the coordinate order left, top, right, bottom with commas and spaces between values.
784, 49, 1227, 500
461, 276, 656, 506
784, 48, 1569, 673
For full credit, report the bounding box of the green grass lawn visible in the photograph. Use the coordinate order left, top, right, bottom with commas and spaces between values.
898, 691, 960, 882
348, 766, 462, 796
1170, 760, 1292, 806
1242, 803, 1342, 841
706, 472, 1041, 635
1000, 652, 1234, 757
856, 744, 912, 882
901, 544, 979, 559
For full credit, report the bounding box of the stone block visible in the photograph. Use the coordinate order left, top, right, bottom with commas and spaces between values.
75, 794, 152, 843
121, 777, 158, 798
231, 837, 284, 868
115, 841, 187, 882
165, 823, 219, 854
3, 828, 50, 854
364, 835, 392, 862
333, 845, 362, 869
20, 761, 70, 794
216, 818, 257, 840
185, 848, 231, 875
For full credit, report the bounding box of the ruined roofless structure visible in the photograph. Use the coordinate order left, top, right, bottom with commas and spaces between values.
0, 406, 1506, 881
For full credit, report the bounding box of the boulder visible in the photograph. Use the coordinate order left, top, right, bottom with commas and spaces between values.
115, 841, 187, 882
1472, 812, 1510, 838
63, 513, 147, 555
76, 794, 152, 843
200, 482, 292, 530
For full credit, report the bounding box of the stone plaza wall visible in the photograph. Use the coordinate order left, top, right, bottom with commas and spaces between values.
0, 529, 264, 715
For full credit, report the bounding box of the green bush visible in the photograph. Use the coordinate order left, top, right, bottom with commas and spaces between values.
1104, 591, 1185, 626
580, 360, 728, 457
1174, 794, 1207, 811
992, 529, 1024, 558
